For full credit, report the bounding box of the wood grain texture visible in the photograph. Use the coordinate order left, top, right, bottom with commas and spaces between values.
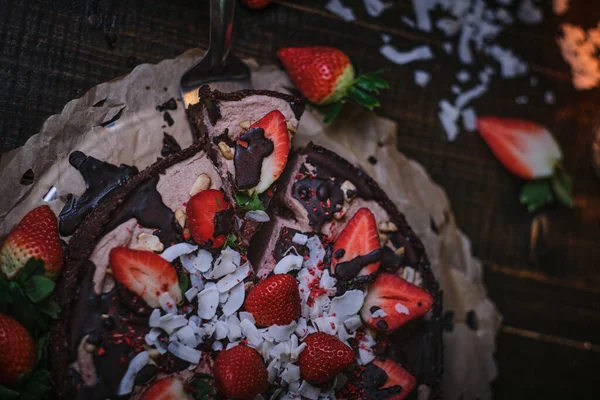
1, 0, 600, 398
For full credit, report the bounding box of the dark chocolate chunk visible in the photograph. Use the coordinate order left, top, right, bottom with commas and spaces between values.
377, 320, 389, 330
442, 311, 454, 332
335, 249, 382, 280
234, 127, 274, 189
370, 306, 381, 314
273, 227, 311, 263
161, 132, 182, 157
292, 178, 344, 229
333, 248, 346, 259
212, 129, 236, 147
59, 152, 138, 236
381, 246, 406, 272
214, 207, 235, 238
163, 111, 174, 126
202, 95, 221, 126
156, 97, 178, 112
20, 168, 34, 185
368, 155, 378, 165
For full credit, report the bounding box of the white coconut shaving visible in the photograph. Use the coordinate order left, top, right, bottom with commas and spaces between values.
197, 286, 220, 319
161, 243, 197, 262
117, 351, 149, 395
411, 0, 432, 32
438, 99, 460, 141
325, 0, 356, 22
222, 281, 245, 316
363, 0, 392, 18
487, 45, 528, 79
300, 380, 321, 400
515, 95, 529, 105
274, 254, 304, 274
159, 292, 177, 314
168, 341, 202, 364
217, 262, 250, 293
329, 290, 364, 319
395, 302, 410, 315
208, 247, 240, 279
246, 210, 270, 222
414, 70, 431, 87
292, 233, 308, 245
380, 44, 434, 65
185, 286, 199, 302
461, 108, 477, 132
518, 0, 543, 25
313, 316, 339, 335
436, 18, 460, 37
544, 91, 556, 104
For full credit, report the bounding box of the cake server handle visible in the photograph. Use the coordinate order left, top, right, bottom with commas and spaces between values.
207, 0, 235, 71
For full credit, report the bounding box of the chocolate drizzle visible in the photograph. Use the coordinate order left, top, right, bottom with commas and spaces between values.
161, 132, 181, 157
292, 178, 344, 229
334, 249, 382, 279
105, 176, 182, 246
234, 127, 274, 189
59, 151, 138, 236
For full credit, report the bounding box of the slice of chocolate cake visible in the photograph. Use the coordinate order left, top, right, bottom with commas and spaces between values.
37, 87, 442, 400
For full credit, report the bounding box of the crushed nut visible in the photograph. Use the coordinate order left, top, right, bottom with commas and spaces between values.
378, 221, 398, 233
334, 206, 347, 220
395, 246, 405, 256
218, 141, 234, 160
105, 268, 113, 276
341, 180, 357, 202
379, 233, 389, 246
175, 209, 186, 228
239, 120, 251, 130
287, 121, 297, 133
402, 266, 416, 283
136, 232, 164, 252
189, 173, 211, 196
83, 335, 96, 353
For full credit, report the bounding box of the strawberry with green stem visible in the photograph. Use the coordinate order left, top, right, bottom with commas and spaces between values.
277, 47, 389, 123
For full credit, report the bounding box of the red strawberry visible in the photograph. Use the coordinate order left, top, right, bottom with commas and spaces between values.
246, 110, 290, 194
186, 189, 232, 248
297, 332, 355, 384
244, 273, 300, 327
371, 358, 416, 400
331, 208, 381, 279
277, 47, 388, 122
214, 345, 268, 399
109, 247, 182, 309
477, 117, 562, 180
241, 0, 272, 10
361, 273, 433, 332
0, 205, 63, 280
0, 312, 35, 385
139, 376, 191, 400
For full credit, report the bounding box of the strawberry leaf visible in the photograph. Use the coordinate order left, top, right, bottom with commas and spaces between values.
519, 180, 554, 213
178, 271, 190, 295
551, 166, 573, 208
234, 192, 265, 212
354, 70, 389, 93
24, 276, 55, 303
36, 297, 60, 319
188, 373, 215, 399
348, 86, 380, 110
20, 369, 51, 400
323, 102, 344, 124
16, 259, 45, 286
0, 385, 20, 399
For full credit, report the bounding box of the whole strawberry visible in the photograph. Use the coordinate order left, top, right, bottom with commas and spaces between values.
244, 273, 301, 327
298, 332, 355, 384
0, 312, 36, 385
241, 0, 272, 10
214, 345, 268, 399
277, 47, 388, 122
0, 205, 63, 280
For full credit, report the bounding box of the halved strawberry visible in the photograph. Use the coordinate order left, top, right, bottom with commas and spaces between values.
214, 345, 268, 399
297, 332, 355, 384
360, 273, 433, 332
139, 376, 191, 400
186, 189, 232, 249
244, 273, 301, 327
249, 110, 290, 194
0, 205, 63, 280
339, 358, 416, 400
331, 208, 381, 279
109, 248, 182, 309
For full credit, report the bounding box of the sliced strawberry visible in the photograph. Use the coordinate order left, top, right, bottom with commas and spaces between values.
186, 189, 232, 248
244, 273, 301, 327
139, 376, 191, 400
109, 247, 182, 309
298, 332, 355, 384
361, 273, 433, 332
372, 359, 416, 400
214, 345, 268, 399
0, 205, 63, 280
249, 110, 290, 194
331, 208, 381, 279
339, 358, 416, 400
477, 117, 562, 180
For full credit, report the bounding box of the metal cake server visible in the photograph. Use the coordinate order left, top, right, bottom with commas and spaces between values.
180, 0, 251, 108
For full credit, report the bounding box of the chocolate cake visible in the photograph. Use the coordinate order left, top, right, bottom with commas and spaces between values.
40, 86, 442, 400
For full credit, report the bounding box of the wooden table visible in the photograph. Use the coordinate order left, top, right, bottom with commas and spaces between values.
1, 0, 599, 398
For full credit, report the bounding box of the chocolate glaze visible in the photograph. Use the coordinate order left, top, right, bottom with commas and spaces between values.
334, 249, 382, 279
234, 127, 274, 189
292, 178, 344, 229
305, 153, 374, 199
381, 246, 406, 272
59, 151, 138, 236
214, 207, 235, 238
105, 175, 182, 246
161, 132, 181, 157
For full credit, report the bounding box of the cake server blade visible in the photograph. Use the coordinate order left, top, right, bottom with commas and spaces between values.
180, 0, 251, 108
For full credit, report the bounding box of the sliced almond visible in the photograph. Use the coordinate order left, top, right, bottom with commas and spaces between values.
395, 246, 405, 256
189, 173, 211, 196
378, 221, 398, 233
83, 335, 96, 353
136, 232, 164, 252
334, 206, 347, 220
379, 233, 389, 246
287, 121, 297, 133
239, 120, 251, 130
175, 209, 186, 228
218, 142, 234, 160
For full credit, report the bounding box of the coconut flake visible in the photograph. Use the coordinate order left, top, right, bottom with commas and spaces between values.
227, 315, 243, 341
461, 108, 477, 132
414, 70, 431, 87
518, 0, 543, 25
401, 16, 416, 28
149, 309, 161, 327
457, 23, 475, 64
185, 286, 199, 302
319, 270, 337, 293
456, 70, 470, 83
241, 319, 264, 348
176, 325, 198, 347
438, 99, 460, 141
117, 351, 149, 395
281, 363, 301, 384
455, 83, 488, 108
195, 249, 214, 272
300, 381, 321, 400
161, 243, 198, 262
380, 44, 434, 65
343, 315, 363, 332
274, 254, 304, 274
267, 321, 298, 342
159, 292, 177, 314
208, 247, 240, 279
515, 95, 529, 105
197, 287, 220, 319
325, 0, 356, 22
313, 316, 339, 335
217, 262, 250, 293
292, 233, 308, 245
381, 33, 392, 43
411, 0, 432, 32
395, 302, 410, 315
330, 290, 363, 319
267, 359, 280, 384
215, 320, 229, 340
246, 210, 270, 222
212, 340, 224, 351
442, 42, 453, 54
487, 45, 528, 79
159, 314, 188, 335
495, 8, 514, 25
294, 318, 309, 339
436, 18, 460, 37
358, 345, 376, 365
544, 91, 556, 104
222, 281, 245, 316
363, 0, 392, 18
239, 311, 256, 324
305, 236, 326, 270
168, 341, 202, 364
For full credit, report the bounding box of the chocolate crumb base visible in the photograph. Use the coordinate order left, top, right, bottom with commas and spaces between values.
50, 140, 207, 399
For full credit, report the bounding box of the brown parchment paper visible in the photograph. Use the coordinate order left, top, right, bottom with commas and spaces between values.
0, 49, 501, 400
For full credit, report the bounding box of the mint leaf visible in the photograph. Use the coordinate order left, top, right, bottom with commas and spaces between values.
520, 179, 554, 213
178, 271, 190, 296
35, 335, 49, 369
223, 234, 244, 252
234, 192, 265, 212
551, 167, 573, 208
348, 86, 380, 110
0, 385, 20, 399
24, 276, 55, 303
188, 373, 215, 400
20, 369, 51, 400
16, 259, 45, 286
36, 297, 60, 319
354, 70, 389, 93
323, 102, 344, 124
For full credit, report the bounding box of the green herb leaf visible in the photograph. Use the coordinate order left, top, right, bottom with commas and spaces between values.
178, 271, 190, 296
354, 70, 389, 93
36, 297, 60, 320
24, 276, 55, 304
519, 179, 554, 213
223, 234, 245, 252
234, 192, 265, 212
188, 373, 215, 400
35, 335, 48, 369
20, 369, 51, 400
348, 86, 380, 110
551, 166, 574, 208
16, 259, 46, 286
323, 102, 344, 124
0, 384, 21, 399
